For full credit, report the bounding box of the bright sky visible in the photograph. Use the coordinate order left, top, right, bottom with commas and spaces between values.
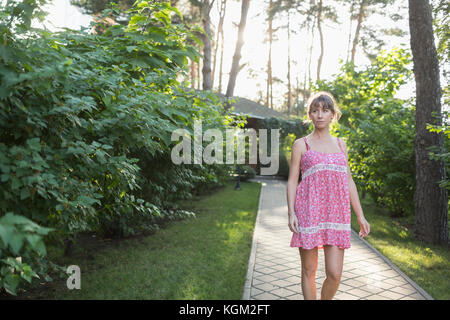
34, 0, 436, 111
32, 0, 92, 31
213, 0, 414, 107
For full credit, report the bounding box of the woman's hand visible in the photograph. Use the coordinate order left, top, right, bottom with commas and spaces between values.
357, 215, 370, 237
288, 213, 299, 234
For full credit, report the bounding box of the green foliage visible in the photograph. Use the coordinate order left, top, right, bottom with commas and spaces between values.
260, 117, 308, 177
261, 117, 307, 142
0, 0, 234, 295
0, 212, 64, 295
0, 0, 49, 35
427, 110, 450, 191
314, 47, 417, 216
71, 0, 136, 15
431, 0, 449, 67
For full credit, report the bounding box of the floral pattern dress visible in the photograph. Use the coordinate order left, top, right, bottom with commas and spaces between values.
290, 136, 351, 250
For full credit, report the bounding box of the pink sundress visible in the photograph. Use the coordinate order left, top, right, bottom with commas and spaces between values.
290, 136, 351, 250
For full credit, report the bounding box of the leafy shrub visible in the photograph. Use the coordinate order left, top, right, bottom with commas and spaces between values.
0, 212, 64, 295
0, 0, 235, 295
235, 165, 256, 181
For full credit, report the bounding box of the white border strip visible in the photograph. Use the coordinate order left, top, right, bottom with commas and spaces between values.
297, 222, 351, 234
303, 163, 347, 179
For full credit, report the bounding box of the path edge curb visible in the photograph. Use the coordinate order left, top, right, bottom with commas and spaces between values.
241, 180, 264, 300
351, 229, 435, 300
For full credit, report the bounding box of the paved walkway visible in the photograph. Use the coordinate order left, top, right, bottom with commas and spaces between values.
242, 176, 434, 300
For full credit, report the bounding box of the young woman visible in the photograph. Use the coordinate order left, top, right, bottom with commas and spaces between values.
286, 91, 370, 300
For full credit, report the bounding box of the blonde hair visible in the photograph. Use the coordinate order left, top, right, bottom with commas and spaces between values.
304, 91, 342, 125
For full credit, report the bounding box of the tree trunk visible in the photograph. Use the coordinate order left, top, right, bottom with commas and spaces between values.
201, 1, 213, 90
212, 0, 226, 90
190, 60, 196, 89
218, 25, 225, 93
287, 9, 292, 114
266, 0, 273, 108
346, 1, 355, 64
306, 1, 316, 96
189, 2, 197, 89
197, 58, 201, 90
316, 0, 323, 81
409, 0, 448, 245
225, 0, 250, 103
351, 0, 366, 64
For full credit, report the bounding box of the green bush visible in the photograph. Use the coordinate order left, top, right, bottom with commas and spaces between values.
235, 165, 256, 181
260, 117, 308, 178
0, 0, 235, 294
0, 212, 64, 295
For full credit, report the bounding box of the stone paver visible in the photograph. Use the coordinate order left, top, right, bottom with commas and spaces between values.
242, 176, 434, 300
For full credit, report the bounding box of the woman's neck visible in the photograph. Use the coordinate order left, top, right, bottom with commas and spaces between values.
310, 128, 332, 140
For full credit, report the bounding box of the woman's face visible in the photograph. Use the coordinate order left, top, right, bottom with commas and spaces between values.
309, 103, 334, 128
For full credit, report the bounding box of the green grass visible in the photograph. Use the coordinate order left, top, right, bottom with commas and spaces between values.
350, 192, 450, 300
15, 180, 261, 299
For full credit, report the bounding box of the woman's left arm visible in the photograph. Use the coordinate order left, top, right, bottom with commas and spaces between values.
341, 139, 370, 237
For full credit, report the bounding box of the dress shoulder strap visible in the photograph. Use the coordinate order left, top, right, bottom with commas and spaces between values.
337, 137, 344, 153
303, 137, 310, 150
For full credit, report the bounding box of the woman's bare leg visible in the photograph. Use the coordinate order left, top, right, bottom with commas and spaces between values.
299, 247, 318, 300
321, 245, 345, 300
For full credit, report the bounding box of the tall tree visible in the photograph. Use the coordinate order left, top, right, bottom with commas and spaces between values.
225, 0, 250, 103
305, 1, 316, 102
266, 0, 274, 109
313, 0, 338, 80
286, 8, 292, 114
346, 0, 355, 63
71, 0, 136, 14
316, 0, 323, 81
71, 0, 181, 18
350, 0, 366, 64
190, 0, 215, 90
287, 0, 336, 85
430, 0, 449, 85
266, 0, 299, 111
212, 0, 227, 91
188, 2, 198, 89
408, 0, 448, 245
346, 0, 406, 63
275, 0, 298, 114
276, 0, 316, 105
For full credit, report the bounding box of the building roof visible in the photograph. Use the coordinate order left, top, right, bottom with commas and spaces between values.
215, 92, 290, 120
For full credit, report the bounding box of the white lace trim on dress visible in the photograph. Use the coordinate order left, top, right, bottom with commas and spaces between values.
302, 163, 347, 179
297, 222, 351, 234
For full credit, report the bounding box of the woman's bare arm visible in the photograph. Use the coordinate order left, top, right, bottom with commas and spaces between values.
341, 139, 365, 219
341, 139, 370, 236
286, 139, 304, 217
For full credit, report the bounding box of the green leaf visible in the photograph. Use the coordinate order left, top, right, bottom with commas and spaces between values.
0, 224, 14, 246
3, 274, 21, 295
20, 187, 31, 200
33, 239, 47, 256
0, 212, 32, 225
76, 195, 100, 207
25, 234, 41, 249
26, 138, 41, 151
9, 233, 24, 255
126, 46, 136, 53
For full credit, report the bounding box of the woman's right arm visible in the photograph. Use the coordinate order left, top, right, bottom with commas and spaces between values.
286, 139, 303, 233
